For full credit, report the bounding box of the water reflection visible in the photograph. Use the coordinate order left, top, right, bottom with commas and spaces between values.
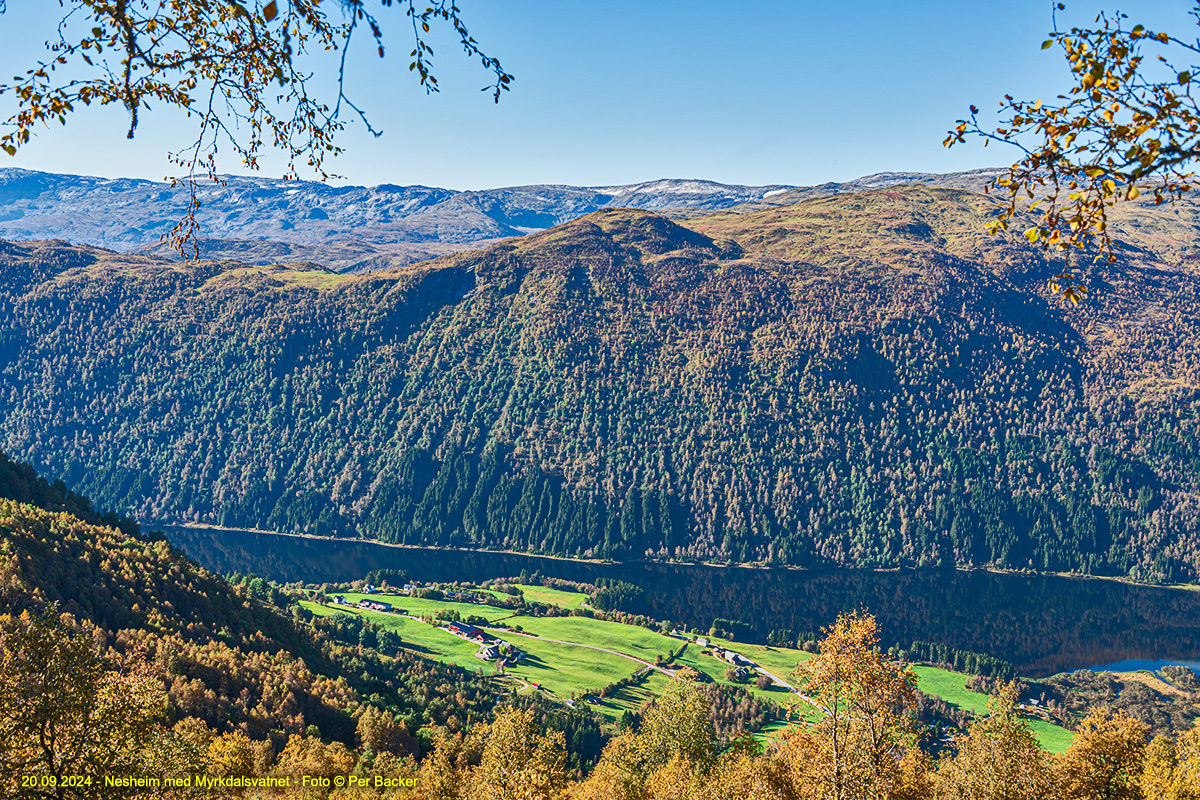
164, 526, 1200, 677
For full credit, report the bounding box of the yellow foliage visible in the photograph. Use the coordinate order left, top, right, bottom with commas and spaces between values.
784, 610, 919, 800
1139, 735, 1178, 800
933, 682, 1051, 800
465, 706, 567, 800
570, 735, 644, 800
570, 755, 638, 800
1053, 705, 1147, 800
705, 749, 799, 800
644, 755, 702, 800
1175, 724, 1200, 799
946, 5, 1200, 277
276, 732, 356, 780
206, 730, 257, 778
0, 611, 170, 799
413, 731, 467, 800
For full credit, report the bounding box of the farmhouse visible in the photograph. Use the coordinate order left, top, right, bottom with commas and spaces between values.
357, 599, 392, 612
447, 621, 487, 640
498, 642, 525, 662
718, 649, 752, 666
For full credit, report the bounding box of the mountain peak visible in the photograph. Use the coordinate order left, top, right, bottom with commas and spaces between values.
0, 167, 1008, 273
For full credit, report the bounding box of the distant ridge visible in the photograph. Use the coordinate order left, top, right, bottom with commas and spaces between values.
0, 167, 1002, 272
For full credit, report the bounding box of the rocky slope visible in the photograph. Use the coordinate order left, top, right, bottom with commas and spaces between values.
0, 168, 1000, 271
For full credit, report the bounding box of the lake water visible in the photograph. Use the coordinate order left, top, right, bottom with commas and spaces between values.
164, 525, 1200, 678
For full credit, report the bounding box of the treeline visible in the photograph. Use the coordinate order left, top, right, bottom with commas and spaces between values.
767, 628, 821, 650
906, 641, 1017, 680
2, 191, 1200, 579
708, 617, 755, 642
589, 578, 646, 612
363, 569, 409, 587
0, 450, 140, 537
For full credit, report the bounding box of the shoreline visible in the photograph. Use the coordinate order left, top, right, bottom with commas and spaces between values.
154, 520, 1199, 593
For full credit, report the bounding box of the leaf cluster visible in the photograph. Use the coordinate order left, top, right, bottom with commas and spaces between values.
947, 4, 1200, 302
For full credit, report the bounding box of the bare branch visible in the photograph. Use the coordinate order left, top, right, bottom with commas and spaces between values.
0, 0, 513, 256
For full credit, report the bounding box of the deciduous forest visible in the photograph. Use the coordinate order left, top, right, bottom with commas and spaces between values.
1, 187, 1198, 580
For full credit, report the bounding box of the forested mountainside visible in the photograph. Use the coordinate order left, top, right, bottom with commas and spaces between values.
0, 449, 140, 536
0, 461, 506, 749
1, 185, 1198, 580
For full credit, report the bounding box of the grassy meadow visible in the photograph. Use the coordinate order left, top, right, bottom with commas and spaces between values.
303, 586, 1076, 750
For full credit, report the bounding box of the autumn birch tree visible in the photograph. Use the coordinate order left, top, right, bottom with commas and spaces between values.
946, 3, 1200, 303
467, 706, 567, 800
780, 610, 919, 800
0, 611, 167, 800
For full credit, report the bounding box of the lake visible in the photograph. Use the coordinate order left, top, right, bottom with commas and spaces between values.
164, 525, 1200, 678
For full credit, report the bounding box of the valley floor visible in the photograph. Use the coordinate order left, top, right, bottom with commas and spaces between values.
301, 583, 1078, 752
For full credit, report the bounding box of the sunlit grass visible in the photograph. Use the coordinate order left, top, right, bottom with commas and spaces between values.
509, 616, 675, 663
488, 630, 646, 712
334, 591, 515, 623
912, 665, 989, 715
515, 583, 590, 608
299, 600, 480, 662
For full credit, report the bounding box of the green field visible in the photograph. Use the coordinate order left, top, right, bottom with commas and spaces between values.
1028, 719, 1074, 754
568, 669, 677, 725
307, 594, 1075, 751
488, 630, 654, 722
910, 665, 1074, 752
752, 719, 797, 748
515, 584, 591, 609
670, 644, 798, 711
703, 635, 812, 681
686, 636, 813, 709
670, 645, 729, 684
912, 666, 990, 715
607, 670, 672, 715
509, 616, 677, 664
301, 600, 482, 662
333, 591, 515, 623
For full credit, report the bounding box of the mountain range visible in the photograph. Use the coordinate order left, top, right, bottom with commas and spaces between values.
1, 176, 1198, 582
0, 167, 1000, 272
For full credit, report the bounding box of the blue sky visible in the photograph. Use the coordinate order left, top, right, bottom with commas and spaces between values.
0, 1, 1192, 189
